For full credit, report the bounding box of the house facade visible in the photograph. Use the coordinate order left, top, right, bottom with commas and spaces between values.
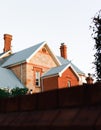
0, 34, 87, 93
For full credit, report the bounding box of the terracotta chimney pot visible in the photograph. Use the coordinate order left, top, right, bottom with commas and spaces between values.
60, 43, 67, 59
86, 73, 94, 84
3, 34, 12, 52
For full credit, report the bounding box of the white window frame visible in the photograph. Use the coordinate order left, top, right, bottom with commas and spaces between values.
35, 71, 40, 87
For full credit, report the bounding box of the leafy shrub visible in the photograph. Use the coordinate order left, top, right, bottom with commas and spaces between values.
0, 89, 10, 98
0, 87, 28, 98
11, 87, 28, 97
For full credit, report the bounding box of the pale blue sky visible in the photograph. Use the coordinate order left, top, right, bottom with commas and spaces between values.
0, 0, 101, 76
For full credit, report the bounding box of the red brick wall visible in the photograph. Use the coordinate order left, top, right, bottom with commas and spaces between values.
58, 67, 79, 88
42, 76, 58, 92
3, 34, 12, 52
42, 67, 79, 91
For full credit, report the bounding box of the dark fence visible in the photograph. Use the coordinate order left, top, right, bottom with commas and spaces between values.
0, 83, 101, 113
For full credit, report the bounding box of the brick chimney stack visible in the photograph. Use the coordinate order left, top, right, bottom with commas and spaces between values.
3, 34, 12, 52
86, 73, 94, 84
60, 43, 67, 59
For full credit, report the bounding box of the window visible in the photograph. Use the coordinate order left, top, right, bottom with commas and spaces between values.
35, 71, 40, 87
67, 81, 71, 88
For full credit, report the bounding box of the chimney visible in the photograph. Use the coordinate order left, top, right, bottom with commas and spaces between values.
86, 73, 94, 84
3, 34, 12, 52
60, 43, 67, 59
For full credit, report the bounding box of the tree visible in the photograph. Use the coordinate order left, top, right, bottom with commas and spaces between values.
90, 10, 101, 81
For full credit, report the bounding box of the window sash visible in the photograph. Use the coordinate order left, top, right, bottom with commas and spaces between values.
35, 72, 40, 87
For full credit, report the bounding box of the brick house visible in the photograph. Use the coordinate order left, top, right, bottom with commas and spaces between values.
0, 34, 86, 93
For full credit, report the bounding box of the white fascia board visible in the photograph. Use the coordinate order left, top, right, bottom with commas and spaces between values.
70, 65, 80, 80
26, 41, 61, 66
59, 63, 71, 77
0, 50, 12, 59
45, 44, 61, 66
41, 73, 59, 79
26, 41, 46, 63
59, 63, 80, 80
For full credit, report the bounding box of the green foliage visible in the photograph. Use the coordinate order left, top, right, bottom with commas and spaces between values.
11, 87, 28, 97
90, 10, 101, 81
0, 89, 10, 98
0, 87, 28, 98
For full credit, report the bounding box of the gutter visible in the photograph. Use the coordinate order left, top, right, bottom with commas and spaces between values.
2, 60, 26, 68
41, 73, 59, 79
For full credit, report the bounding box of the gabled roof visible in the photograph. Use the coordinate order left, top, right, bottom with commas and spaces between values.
42, 56, 85, 79
0, 67, 25, 89
1, 42, 44, 67
42, 62, 80, 80
57, 56, 85, 75
42, 63, 69, 78
1, 42, 60, 67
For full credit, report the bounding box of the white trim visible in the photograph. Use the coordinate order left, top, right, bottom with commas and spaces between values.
26, 42, 46, 63
44, 43, 61, 66
26, 41, 61, 66
2, 42, 61, 68
41, 73, 59, 79
0, 50, 12, 59
59, 63, 80, 80
69, 65, 80, 80
35, 71, 40, 87
42, 64, 80, 81
59, 63, 71, 77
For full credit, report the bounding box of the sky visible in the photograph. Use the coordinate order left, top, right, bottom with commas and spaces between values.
0, 0, 101, 78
